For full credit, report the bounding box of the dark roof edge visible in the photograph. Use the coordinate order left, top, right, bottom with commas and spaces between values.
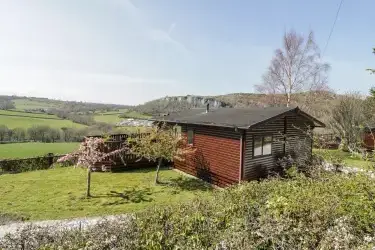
149, 118, 245, 130
295, 107, 326, 128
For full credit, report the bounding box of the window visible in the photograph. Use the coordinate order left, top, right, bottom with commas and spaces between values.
187, 129, 194, 144
174, 125, 182, 136
253, 136, 272, 157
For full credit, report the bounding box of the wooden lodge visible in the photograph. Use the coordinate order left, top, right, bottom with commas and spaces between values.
151, 106, 325, 187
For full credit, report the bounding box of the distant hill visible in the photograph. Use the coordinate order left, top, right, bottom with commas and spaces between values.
0, 95, 131, 113
131, 91, 339, 122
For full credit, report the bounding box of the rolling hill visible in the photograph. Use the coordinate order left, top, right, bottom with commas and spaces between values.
0, 110, 85, 129
131, 91, 339, 122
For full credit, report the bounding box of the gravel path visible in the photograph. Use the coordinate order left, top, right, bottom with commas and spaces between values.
0, 214, 128, 238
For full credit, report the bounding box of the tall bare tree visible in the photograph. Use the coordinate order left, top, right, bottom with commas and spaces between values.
255, 30, 330, 107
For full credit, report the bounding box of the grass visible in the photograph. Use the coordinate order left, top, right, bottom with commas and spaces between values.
94, 111, 150, 124
13, 99, 59, 110
0, 110, 85, 129
121, 111, 150, 119
94, 114, 123, 124
0, 142, 79, 159
313, 148, 374, 170
0, 110, 61, 119
0, 167, 212, 220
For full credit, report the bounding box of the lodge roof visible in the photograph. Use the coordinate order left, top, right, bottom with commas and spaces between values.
150, 106, 325, 129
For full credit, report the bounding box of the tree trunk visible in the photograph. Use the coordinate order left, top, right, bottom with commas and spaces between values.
155, 158, 163, 185
286, 92, 291, 107
86, 167, 92, 197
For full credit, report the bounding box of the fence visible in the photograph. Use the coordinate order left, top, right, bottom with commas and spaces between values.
95, 133, 155, 171
314, 133, 341, 149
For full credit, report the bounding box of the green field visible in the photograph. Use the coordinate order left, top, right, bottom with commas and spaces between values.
94, 114, 123, 124
13, 99, 59, 110
0, 167, 211, 220
0, 110, 85, 129
0, 142, 79, 159
94, 111, 150, 124
0, 110, 61, 119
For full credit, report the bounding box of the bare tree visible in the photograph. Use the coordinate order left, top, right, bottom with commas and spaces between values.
255, 30, 330, 107
329, 93, 366, 152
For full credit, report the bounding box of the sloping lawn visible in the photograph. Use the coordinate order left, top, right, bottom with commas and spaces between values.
313, 149, 374, 170
0, 167, 212, 221
0, 142, 79, 159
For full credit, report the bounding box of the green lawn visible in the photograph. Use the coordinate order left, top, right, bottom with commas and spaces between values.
313, 149, 374, 170
0, 167, 212, 220
0, 110, 85, 129
0, 142, 79, 159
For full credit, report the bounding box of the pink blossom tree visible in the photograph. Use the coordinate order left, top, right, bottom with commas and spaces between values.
58, 137, 127, 197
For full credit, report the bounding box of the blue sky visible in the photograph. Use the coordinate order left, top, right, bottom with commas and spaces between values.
0, 0, 374, 105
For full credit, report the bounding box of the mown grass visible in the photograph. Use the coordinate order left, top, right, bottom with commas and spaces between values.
0, 110, 85, 129
0, 167, 212, 220
0, 142, 79, 159
313, 148, 374, 170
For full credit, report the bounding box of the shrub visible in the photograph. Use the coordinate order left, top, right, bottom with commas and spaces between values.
1, 170, 375, 249
0, 154, 73, 174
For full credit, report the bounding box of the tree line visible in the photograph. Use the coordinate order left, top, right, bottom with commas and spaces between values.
0, 122, 125, 143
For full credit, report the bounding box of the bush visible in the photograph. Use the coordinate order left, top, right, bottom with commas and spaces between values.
0, 154, 73, 174
1, 170, 375, 249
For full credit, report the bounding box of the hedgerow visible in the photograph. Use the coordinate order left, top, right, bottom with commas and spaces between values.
1, 168, 375, 249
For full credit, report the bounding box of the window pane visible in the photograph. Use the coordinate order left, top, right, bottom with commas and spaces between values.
187, 130, 194, 144
254, 137, 262, 156
175, 126, 182, 136
263, 136, 272, 155
263, 142, 272, 155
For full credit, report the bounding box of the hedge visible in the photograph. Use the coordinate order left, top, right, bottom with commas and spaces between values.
0, 154, 73, 174
1, 168, 375, 249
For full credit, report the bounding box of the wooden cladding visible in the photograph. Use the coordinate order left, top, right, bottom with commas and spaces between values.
176, 124, 241, 187
243, 113, 314, 181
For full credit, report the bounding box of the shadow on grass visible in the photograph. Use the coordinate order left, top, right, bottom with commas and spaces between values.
91, 187, 154, 206
166, 176, 213, 192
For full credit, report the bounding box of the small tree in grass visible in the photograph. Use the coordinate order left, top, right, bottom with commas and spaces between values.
129, 124, 196, 184
58, 137, 127, 197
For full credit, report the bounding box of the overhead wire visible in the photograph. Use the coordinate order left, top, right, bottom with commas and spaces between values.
322, 0, 344, 56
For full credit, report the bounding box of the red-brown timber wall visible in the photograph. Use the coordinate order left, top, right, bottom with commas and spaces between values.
175, 125, 241, 187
